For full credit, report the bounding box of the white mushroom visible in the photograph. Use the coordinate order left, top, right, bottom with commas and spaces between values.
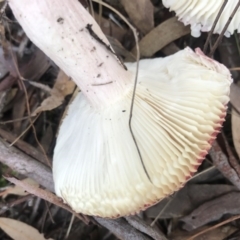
162, 0, 240, 37
9, 0, 232, 218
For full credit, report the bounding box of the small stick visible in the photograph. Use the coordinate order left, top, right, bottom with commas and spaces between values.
203, 0, 228, 54
209, 1, 240, 56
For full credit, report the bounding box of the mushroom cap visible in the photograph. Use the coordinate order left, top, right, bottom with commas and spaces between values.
162, 0, 240, 37
53, 47, 232, 218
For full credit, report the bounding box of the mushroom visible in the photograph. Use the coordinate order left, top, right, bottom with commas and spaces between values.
162, 0, 240, 37
9, 0, 232, 218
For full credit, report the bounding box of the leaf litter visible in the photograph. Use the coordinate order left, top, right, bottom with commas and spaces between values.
0, 1, 240, 240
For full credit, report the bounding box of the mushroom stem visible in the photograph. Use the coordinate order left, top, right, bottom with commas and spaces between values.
9, 0, 133, 108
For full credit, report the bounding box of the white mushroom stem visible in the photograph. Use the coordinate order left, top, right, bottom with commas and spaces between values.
162, 0, 240, 37
9, 0, 133, 108
9, 0, 232, 218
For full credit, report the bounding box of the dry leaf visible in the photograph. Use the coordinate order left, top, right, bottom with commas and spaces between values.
131, 17, 190, 58
107, 36, 135, 61
0, 178, 39, 199
161, 42, 180, 56
146, 184, 236, 219
0, 217, 54, 240
181, 192, 240, 231
232, 109, 240, 158
32, 70, 75, 116
120, 0, 154, 34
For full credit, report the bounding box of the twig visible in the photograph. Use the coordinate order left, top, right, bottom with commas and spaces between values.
8, 114, 39, 146
98, 2, 102, 25
0, 195, 34, 215
0, 116, 31, 124
186, 214, 240, 240
203, 0, 228, 54
65, 215, 75, 239
151, 196, 174, 227
0, 128, 50, 165
89, 0, 95, 19
209, 1, 240, 56
0, 1, 8, 19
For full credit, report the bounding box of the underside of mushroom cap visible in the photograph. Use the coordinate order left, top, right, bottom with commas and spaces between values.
162, 0, 240, 37
53, 47, 232, 218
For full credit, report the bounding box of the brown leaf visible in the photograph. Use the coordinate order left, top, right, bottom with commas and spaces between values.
232, 109, 240, 158
53, 70, 76, 96
32, 70, 75, 116
0, 217, 54, 240
120, 0, 154, 34
0, 178, 39, 199
161, 42, 180, 56
181, 192, 240, 231
107, 36, 135, 61
131, 17, 190, 58
146, 184, 236, 219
